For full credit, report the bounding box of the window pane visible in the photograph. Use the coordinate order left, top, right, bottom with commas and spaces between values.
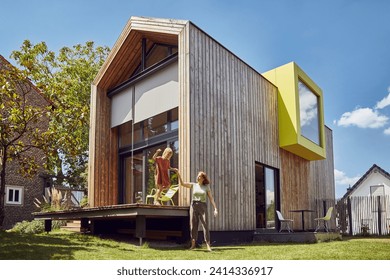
119, 121, 132, 148
146, 45, 178, 69
9, 189, 14, 201
124, 152, 143, 204
298, 80, 320, 145
14, 190, 20, 202
144, 112, 168, 139
171, 107, 179, 130
265, 167, 275, 229
133, 122, 143, 143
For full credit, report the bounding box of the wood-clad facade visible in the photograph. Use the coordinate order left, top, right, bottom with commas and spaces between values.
88, 16, 335, 235
186, 25, 280, 231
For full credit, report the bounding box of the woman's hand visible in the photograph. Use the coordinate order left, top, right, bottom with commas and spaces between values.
214, 208, 218, 217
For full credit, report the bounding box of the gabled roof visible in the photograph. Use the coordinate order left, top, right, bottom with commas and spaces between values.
341, 164, 390, 200
93, 16, 188, 91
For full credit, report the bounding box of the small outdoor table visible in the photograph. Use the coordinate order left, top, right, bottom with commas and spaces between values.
289, 209, 315, 231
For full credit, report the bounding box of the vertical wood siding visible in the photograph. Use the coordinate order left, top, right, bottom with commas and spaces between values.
280, 127, 335, 230
88, 85, 118, 207
187, 24, 280, 231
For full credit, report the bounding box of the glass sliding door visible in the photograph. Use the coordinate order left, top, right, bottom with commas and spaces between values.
120, 139, 179, 205
255, 163, 279, 229
118, 107, 179, 204
123, 151, 144, 204
265, 167, 276, 228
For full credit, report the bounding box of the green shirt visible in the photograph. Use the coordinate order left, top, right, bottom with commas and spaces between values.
192, 183, 210, 203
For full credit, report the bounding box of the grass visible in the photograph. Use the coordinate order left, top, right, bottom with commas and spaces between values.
1, 230, 390, 260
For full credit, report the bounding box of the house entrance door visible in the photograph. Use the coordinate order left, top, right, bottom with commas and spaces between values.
255, 163, 279, 229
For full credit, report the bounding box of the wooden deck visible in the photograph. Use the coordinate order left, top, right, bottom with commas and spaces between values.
33, 204, 190, 245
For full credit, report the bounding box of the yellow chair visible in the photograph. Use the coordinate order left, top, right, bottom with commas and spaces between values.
158, 185, 179, 205
145, 188, 157, 204
276, 210, 294, 232
314, 207, 333, 232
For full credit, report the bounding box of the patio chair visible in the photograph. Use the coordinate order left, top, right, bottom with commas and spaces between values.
145, 188, 157, 204
314, 207, 333, 233
157, 184, 179, 205
276, 210, 294, 232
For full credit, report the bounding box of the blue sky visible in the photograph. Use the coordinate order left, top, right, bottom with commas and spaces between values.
1, 0, 390, 198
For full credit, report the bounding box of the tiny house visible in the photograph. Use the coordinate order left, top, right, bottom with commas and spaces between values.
87, 16, 335, 241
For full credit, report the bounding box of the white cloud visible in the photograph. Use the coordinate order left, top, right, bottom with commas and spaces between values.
334, 169, 360, 187
384, 127, 390, 135
375, 89, 390, 109
337, 107, 388, 128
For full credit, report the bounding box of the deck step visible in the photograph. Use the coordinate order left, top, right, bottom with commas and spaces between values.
61, 220, 81, 232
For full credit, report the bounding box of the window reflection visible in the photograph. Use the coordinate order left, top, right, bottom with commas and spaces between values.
124, 152, 143, 204
298, 80, 320, 145
119, 107, 179, 148
144, 112, 168, 139
265, 167, 275, 229
146, 45, 178, 69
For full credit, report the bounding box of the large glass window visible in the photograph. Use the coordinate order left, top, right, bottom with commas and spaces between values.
298, 80, 320, 145
119, 107, 179, 204
119, 107, 178, 148
132, 42, 178, 77
122, 141, 179, 204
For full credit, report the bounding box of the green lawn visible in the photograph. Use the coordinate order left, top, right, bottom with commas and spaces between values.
1, 230, 389, 260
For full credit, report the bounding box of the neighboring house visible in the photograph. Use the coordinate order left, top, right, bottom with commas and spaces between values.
0, 54, 50, 229
340, 164, 390, 235
85, 16, 335, 242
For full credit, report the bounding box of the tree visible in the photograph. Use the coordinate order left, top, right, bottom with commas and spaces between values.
11, 41, 110, 189
0, 60, 50, 227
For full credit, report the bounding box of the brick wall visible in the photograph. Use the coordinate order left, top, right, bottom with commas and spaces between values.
1, 55, 50, 229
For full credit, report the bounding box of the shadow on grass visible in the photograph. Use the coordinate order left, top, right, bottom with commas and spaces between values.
0, 231, 84, 260
0, 230, 127, 260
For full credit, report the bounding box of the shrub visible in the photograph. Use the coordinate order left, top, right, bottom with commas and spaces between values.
8, 220, 66, 234
9, 220, 45, 234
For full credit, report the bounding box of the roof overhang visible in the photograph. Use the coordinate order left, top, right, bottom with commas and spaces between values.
93, 16, 188, 90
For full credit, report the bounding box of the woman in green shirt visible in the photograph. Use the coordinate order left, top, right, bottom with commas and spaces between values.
176, 171, 218, 251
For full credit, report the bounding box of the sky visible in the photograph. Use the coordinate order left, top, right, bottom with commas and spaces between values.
1, 0, 390, 198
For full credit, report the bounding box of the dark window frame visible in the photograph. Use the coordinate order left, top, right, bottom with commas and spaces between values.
107, 43, 178, 98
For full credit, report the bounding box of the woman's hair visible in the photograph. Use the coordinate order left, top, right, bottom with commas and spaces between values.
162, 147, 173, 158
198, 171, 210, 185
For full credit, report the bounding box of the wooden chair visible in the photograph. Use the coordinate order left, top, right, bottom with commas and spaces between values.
276, 210, 294, 232
314, 207, 333, 233
158, 185, 179, 205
